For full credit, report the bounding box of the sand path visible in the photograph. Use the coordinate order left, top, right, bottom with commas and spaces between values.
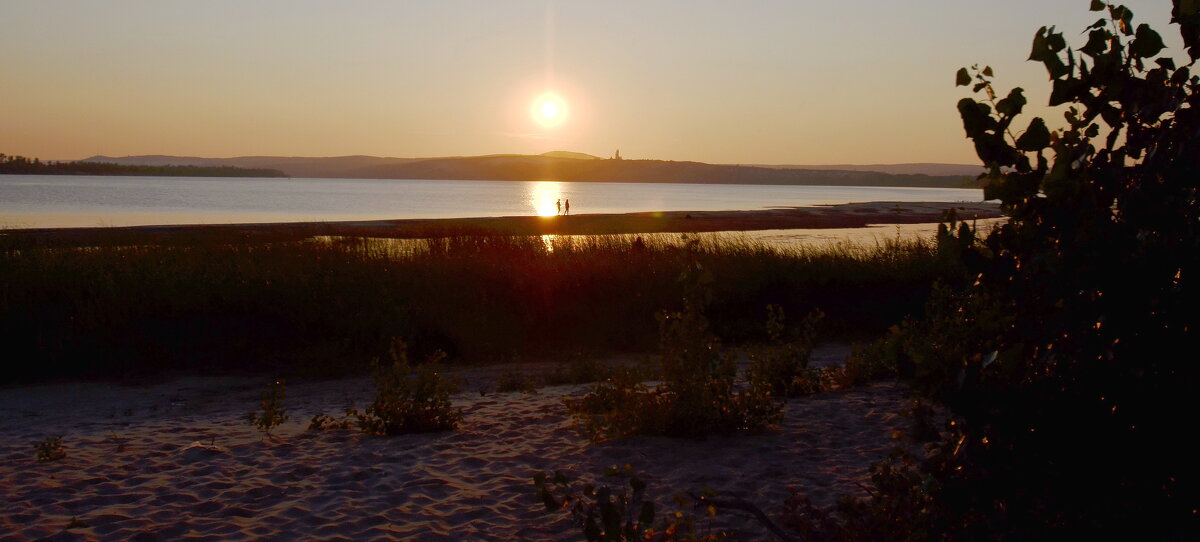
0, 347, 909, 541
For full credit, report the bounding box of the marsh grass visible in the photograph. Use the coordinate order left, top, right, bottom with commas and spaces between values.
0, 230, 946, 383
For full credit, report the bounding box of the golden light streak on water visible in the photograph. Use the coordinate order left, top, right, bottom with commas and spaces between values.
526, 180, 565, 217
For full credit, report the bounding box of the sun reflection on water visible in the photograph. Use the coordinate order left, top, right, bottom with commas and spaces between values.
526, 181, 565, 217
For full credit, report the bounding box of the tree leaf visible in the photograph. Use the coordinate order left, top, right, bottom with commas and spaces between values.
997, 88, 1027, 118
1110, 5, 1133, 35
1172, 0, 1200, 61
956, 67, 971, 86
1090, 0, 1106, 11
1081, 29, 1110, 57
1047, 29, 1067, 52
1044, 54, 1070, 79
1016, 117, 1051, 151
1050, 79, 1081, 106
1030, 26, 1050, 61
983, 65, 994, 77
1030, 27, 1069, 78
958, 98, 994, 139
1131, 24, 1165, 58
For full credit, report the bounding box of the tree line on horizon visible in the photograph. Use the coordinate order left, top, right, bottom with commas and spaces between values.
0, 153, 286, 178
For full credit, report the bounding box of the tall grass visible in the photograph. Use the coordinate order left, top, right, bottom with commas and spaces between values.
0, 231, 947, 383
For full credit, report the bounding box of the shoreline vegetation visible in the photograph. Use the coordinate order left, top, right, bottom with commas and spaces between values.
0, 203, 988, 385
0, 153, 287, 178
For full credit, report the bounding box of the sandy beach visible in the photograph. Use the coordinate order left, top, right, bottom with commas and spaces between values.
0, 346, 912, 541
1, 201, 1001, 246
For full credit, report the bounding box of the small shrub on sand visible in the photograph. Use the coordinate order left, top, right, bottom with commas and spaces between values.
495, 370, 540, 394
247, 380, 288, 437
746, 305, 824, 397
35, 436, 66, 462
353, 339, 462, 435
840, 326, 904, 387
534, 464, 734, 541
568, 252, 783, 439
543, 357, 617, 387
307, 411, 357, 432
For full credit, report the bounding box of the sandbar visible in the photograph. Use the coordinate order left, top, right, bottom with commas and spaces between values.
1, 201, 1001, 245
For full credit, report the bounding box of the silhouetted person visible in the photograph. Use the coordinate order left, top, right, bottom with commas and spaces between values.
556, 199, 561, 216
565, 199, 570, 215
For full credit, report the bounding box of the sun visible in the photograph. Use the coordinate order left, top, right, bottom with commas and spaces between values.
531, 92, 567, 128
540, 100, 558, 120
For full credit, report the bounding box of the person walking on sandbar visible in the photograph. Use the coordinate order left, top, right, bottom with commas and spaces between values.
556, 199, 561, 216
565, 199, 570, 215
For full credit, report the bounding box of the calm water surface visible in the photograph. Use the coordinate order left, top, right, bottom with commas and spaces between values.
0, 175, 985, 229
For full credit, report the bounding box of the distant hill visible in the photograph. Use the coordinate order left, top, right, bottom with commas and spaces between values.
81, 154, 983, 189
756, 162, 984, 177
540, 151, 600, 160
81, 154, 425, 179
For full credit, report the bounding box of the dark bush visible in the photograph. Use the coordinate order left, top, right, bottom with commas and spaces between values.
799, 3, 1199, 539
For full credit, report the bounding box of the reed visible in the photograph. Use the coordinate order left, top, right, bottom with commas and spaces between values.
0, 230, 949, 383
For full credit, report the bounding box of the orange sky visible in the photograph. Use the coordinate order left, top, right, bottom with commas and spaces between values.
0, 1, 1181, 165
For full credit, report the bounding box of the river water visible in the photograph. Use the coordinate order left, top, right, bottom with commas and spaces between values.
0, 175, 985, 229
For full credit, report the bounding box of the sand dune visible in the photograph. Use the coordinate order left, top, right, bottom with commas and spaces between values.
0, 347, 910, 540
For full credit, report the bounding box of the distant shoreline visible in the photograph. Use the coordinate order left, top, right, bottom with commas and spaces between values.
0, 154, 286, 178
1, 201, 1003, 245
75, 153, 983, 188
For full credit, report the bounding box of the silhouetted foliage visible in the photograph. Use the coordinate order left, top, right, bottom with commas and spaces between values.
798, 2, 1198, 539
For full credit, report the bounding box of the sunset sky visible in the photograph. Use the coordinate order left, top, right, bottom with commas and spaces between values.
0, 1, 1181, 165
